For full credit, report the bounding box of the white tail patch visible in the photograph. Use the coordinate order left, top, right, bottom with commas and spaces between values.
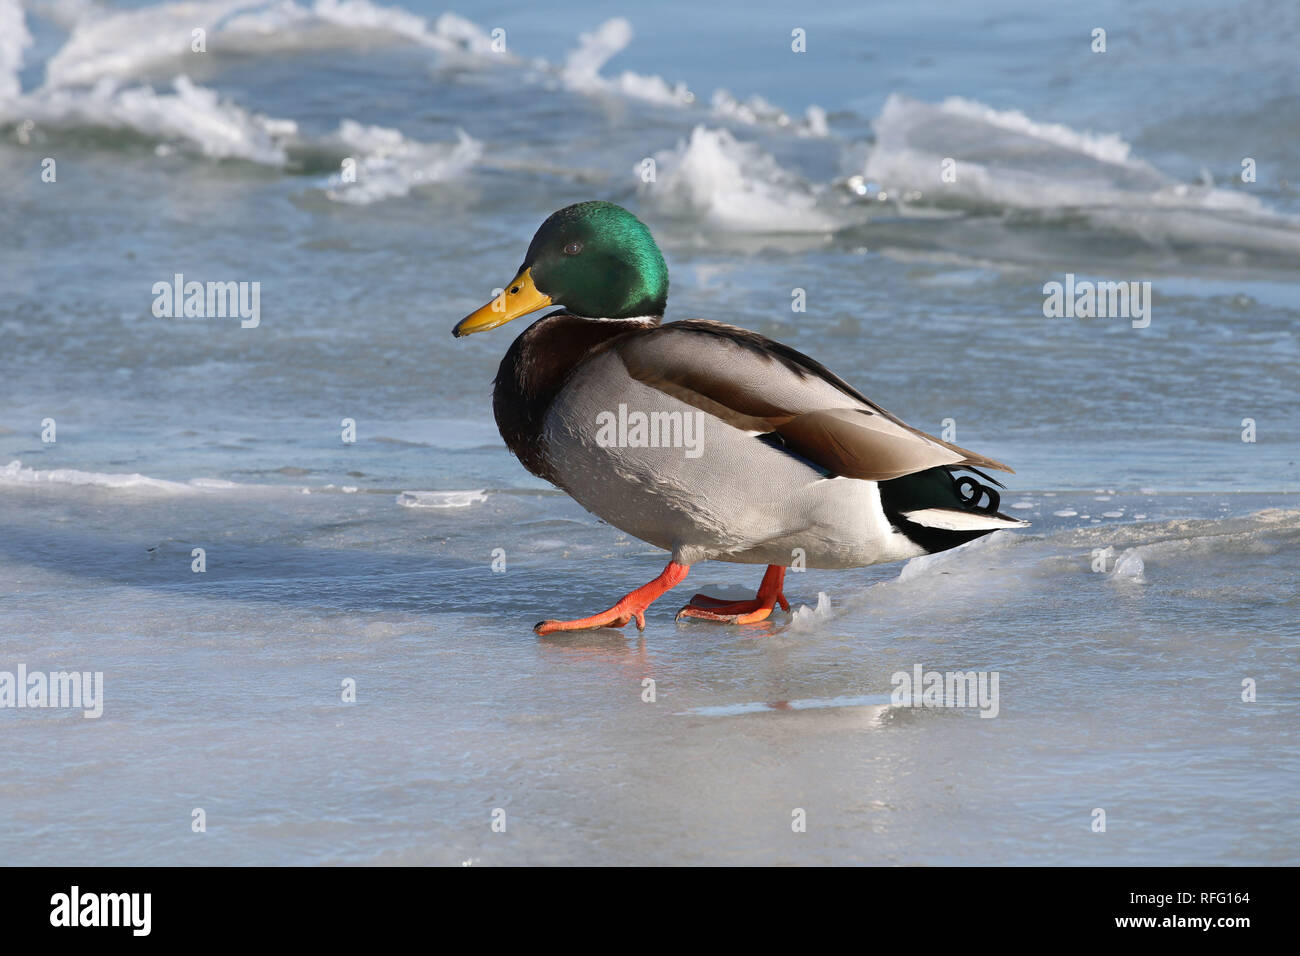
902, 508, 1029, 531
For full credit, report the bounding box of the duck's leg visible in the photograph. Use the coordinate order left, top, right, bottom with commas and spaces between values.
534, 561, 690, 635
675, 565, 790, 624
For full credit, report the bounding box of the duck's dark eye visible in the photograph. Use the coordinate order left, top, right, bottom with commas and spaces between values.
563, 241, 583, 256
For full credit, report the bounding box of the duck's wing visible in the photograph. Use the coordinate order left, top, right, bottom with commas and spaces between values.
612, 319, 1013, 482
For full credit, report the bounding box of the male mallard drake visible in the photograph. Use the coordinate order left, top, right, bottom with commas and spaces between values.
454, 201, 1026, 635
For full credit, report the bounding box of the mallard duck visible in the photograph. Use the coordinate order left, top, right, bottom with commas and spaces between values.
454, 201, 1026, 635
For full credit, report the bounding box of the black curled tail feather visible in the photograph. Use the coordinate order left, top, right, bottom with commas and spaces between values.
878, 465, 1023, 555
955, 473, 1001, 514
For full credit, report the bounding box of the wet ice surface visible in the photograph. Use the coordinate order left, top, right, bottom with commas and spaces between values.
3, 0, 1300, 864
2, 482, 1297, 865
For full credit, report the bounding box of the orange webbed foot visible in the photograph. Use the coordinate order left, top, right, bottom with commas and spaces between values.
674, 565, 790, 625
534, 561, 689, 636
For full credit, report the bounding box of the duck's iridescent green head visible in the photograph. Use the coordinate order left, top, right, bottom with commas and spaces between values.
453, 201, 668, 336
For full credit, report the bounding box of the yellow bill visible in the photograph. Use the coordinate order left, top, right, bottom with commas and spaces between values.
453, 268, 553, 337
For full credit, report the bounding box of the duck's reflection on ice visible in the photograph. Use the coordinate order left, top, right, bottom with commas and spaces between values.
537, 628, 654, 668
681, 693, 895, 726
